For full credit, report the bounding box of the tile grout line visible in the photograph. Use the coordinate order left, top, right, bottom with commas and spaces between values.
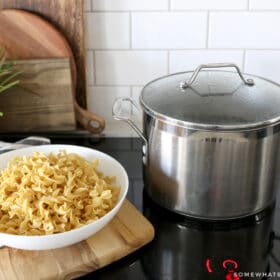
90, 48, 280, 51
167, 50, 170, 74
247, 0, 250, 10
89, 0, 92, 12
89, 84, 145, 87
168, 0, 171, 10
206, 11, 210, 48
87, 50, 94, 87
88, 85, 145, 88
242, 50, 246, 71
93, 50, 97, 86
129, 12, 132, 49
86, 9, 280, 13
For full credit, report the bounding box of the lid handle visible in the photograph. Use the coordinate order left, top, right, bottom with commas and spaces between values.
180, 63, 255, 89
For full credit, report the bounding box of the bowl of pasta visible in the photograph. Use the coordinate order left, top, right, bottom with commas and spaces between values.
0, 145, 129, 250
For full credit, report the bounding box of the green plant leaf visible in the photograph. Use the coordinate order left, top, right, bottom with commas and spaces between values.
0, 80, 19, 93
0, 47, 20, 117
0, 70, 21, 86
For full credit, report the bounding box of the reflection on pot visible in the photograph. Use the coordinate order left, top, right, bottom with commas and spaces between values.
141, 192, 274, 280
113, 63, 280, 219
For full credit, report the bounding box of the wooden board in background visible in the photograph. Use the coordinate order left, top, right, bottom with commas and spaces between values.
0, 58, 76, 132
0, 0, 87, 109
0, 9, 77, 83
0, 200, 155, 280
0, 8, 105, 134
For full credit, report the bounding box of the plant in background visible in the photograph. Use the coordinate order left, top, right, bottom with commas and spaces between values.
0, 47, 20, 116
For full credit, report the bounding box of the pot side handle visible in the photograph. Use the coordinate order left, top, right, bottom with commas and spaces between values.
112, 97, 148, 153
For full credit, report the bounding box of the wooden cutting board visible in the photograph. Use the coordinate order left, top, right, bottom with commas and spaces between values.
0, 200, 155, 280
0, 9, 77, 85
0, 0, 87, 109
0, 8, 105, 134
0, 58, 76, 132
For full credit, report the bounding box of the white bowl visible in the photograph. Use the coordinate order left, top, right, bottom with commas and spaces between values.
0, 145, 129, 250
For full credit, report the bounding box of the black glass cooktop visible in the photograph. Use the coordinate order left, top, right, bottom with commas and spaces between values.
1, 135, 280, 280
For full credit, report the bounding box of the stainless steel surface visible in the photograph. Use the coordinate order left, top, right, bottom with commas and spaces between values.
180, 63, 254, 89
113, 97, 148, 163
143, 114, 280, 219
112, 97, 148, 145
113, 63, 280, 219
141, 70, 280, 130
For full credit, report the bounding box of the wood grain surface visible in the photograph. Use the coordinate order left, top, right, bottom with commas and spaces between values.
0, 9, 77, 95
0, 58, 76, 132
0, 0, 86, 108
0, 8, 105, 133
0, 200, 155, 280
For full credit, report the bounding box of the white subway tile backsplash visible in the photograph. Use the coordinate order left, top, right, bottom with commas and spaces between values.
84, 3, 280, 136
171, 0, 247, 10
244, 51, 280, 84
95, 51, 168, 85
86, 51, 95, 85
132, 12, 207, 49
84, 0, 91, 11
249, 0, 280, 10
209, 12, 280, 48
87, 86, 131, 120
169, 50, 244, 73
103, 122, 133, 137
87, 86, 133, 137
132, 87, 142, 107
86, 13, 129, 49
92, 0, 168, 11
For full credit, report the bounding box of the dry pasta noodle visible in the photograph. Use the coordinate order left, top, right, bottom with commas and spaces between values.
0, 150, 120, 235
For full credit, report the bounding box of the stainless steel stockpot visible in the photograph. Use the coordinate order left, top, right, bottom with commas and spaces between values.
113, 63, 280, 220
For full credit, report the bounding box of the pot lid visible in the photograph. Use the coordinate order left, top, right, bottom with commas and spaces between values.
140, 63, 280, 130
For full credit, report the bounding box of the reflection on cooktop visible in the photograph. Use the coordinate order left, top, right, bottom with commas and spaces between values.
142, 192, 278, 280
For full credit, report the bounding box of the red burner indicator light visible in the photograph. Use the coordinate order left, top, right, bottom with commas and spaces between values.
226, 270, 240, 280
205, 258, 213, 273
206, 258, 239, 279
222, 259, 238, 270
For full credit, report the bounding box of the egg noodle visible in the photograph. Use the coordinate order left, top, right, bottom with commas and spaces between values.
0, 150, 120, 235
